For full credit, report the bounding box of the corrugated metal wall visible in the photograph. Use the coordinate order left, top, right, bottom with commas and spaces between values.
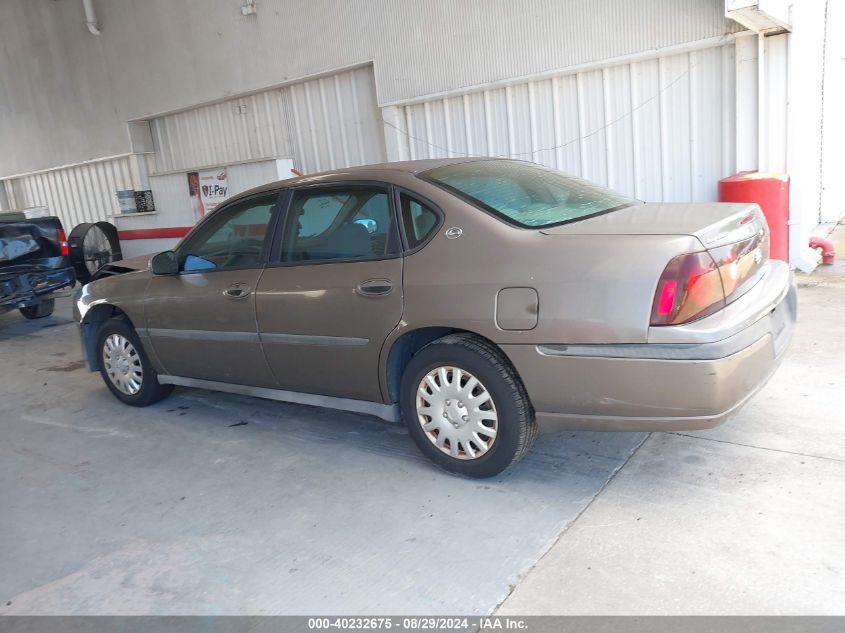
389, 42, 737, 203
760, 34, 789, 174
149, 66, 385, 175
1, 155, 139, 228
0, 0, 743, 176
820, 0, 845, 224
0, 43, 740, 232
0, 67, 383, 231
375, 0, 743, 106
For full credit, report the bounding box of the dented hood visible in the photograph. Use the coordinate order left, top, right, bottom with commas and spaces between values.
99, 254, 151, 274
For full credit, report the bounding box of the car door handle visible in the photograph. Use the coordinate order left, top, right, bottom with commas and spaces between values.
356, 278, 393, 297
222, 283, 251, 300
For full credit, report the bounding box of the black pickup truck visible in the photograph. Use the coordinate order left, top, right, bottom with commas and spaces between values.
0, 214, 76, 319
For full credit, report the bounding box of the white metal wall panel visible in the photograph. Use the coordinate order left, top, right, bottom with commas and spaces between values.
142, 160, 280, 229
604, 65, 635, 197
391, 43, 737, 203
227, 161, 282, 194
287, 67, 386, 173
734, 35, 759, 172
375, 0, 743, 106
578, 70, 609, 188
761, 34, 789, 173
1, 0, 743, 176
150, 66, 385, 176
149, 90, 295, 174
630, 59, 663, 201
1, 156, 139, 229
691, 46, 735, 200
118, 159, 290, 259
659, 53, 693, 202
552, 76, 582, 177
820, 0, 845, 223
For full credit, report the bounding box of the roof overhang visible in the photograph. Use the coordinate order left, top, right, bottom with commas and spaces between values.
726, 0, 792, 35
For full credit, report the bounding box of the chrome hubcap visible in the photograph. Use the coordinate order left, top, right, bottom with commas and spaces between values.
416, 366, 498, 460
102, 334, 143, 395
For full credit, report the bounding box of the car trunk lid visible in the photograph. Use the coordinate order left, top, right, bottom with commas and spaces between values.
539, 202, 767, 249
541, 202, 771, 326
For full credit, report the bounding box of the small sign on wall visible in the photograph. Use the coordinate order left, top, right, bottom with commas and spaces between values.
187, 168, 228, 223
134, 190, 155, 213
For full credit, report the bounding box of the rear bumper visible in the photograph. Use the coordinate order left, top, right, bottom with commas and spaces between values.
502, 262, 796, 432
0, 265, 76, 313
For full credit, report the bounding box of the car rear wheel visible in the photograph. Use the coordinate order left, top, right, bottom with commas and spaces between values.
400, 333, 537, 478
96, 318, 173, 406
19, 299, 55, 319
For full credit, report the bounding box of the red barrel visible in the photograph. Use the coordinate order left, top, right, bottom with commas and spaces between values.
718, 172, 789, 261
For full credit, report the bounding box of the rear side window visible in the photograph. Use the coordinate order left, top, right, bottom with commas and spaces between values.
421, 159, 637, 229
283, 187, 399, 262
399, 194, 439, 249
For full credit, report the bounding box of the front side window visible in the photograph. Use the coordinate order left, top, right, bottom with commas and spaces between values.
284, 187, 398, 262
421, 160, 638, 229
179, 193, 278, 271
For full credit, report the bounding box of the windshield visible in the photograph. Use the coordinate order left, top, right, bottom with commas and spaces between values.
420, 160, 638, 229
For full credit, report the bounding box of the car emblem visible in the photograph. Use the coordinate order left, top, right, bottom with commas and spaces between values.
445, 227, 463, 239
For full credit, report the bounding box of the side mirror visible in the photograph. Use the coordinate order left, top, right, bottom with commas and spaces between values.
150, 250, 179, 275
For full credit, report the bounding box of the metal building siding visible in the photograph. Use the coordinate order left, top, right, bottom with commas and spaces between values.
287, 67, 386, 173
761, 34, 789, 173
0, 0, 743, 176
149, 66, 385, 175
2, 156, 138, 229
149, 91, 296, 174
374, 0, 743, 105
392, 42, 737, 203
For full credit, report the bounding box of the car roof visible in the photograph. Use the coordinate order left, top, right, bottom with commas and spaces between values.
228, 157, 494, 203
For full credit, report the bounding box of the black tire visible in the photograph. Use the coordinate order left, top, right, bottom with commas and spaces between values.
96, 318, 173, 406
400, 333, 537, 478
20, 299, 55, 319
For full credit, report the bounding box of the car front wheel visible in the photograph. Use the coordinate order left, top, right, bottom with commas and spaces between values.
400, 333, 537, 478
96, 318, 173, 406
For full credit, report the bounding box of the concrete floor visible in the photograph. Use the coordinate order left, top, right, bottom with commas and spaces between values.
500, 226, 845, 615
1, 232, 843, 615
0, 297, 644, 614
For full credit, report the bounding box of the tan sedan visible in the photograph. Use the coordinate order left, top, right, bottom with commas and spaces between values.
74, 159, 796, 477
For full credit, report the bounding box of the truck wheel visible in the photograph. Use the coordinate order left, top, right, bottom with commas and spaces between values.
96, 318, 173, 406
20, 299, 55, 319
400, 333, 537, 478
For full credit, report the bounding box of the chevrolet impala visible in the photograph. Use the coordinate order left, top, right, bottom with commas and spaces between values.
74, 159, 796, 477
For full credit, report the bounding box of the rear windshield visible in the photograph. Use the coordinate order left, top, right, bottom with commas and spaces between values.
420, 160, 638, 229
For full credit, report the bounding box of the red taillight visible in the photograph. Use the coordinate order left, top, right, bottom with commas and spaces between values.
650, 230, 769, 327
656, 280, 677, 315
650, 251, 725, 326
708, 231, 768, 300
57, 227, 70, 257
